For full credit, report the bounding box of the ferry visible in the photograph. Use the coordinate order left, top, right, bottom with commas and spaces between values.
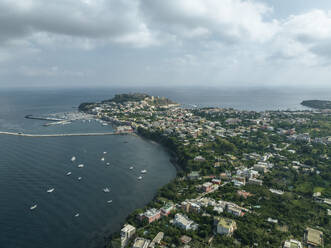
71, 156, 76, 162
107, 200, 113, 204
138, 176, 143, 180
141, 170, 147, 174
47, 188, 55, 193
30, 204, 37, 210
78, 164, 84, 168
66, 172, 72, 176
103, 187, 110, 193
74, 213, 80, 217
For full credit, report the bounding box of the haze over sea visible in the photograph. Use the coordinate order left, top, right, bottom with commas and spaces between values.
0, 87, 329, 248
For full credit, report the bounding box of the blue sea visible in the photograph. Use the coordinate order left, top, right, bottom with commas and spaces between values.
0, 87, 329, 248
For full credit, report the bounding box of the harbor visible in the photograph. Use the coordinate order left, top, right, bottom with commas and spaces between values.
0, 131, 134, 137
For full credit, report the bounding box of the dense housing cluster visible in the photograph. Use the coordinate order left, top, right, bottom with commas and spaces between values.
80, 94, 330, 248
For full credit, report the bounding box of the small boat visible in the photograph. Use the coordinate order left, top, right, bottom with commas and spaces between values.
101, 157, 105, 161
141, 170, 147, 174
103, 151, 107, 154
47, 188, 55, 193
129, 166, 134, 170
66, 172, 72, 176
71, 156, 76, 162
106, 162, 110, 166
30, 204, 37, 210
138, 176, 143, 180
107, 200, 113, 204
78, 177, 82, 180
103, 187, 110, 193
74, 213, 80, 217
78, 164, 84, 168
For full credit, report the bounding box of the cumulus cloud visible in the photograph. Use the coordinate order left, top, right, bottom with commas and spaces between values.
0, 0, 331, 87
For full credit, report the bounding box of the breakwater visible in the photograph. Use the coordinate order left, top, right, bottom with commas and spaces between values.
0, 131, 133, 137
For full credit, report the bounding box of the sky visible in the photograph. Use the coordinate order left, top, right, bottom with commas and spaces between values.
1, 0, 331, 89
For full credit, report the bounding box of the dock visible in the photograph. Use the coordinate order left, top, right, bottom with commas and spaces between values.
0, 131, 133, 137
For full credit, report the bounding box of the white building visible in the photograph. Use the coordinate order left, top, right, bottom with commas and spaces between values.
120, 224, 136, 248
173, 213, 198, 231
132, 237, 150, 248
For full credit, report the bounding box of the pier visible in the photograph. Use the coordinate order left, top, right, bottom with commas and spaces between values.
0, 131, 133, 137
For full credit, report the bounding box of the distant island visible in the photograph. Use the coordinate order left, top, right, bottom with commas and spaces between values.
301, 100, 331, 109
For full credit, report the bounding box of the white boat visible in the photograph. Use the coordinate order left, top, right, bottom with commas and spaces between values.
129, 166, 134, 170
47, 188, 55, 193
66, 172, 72, 176
141, 170, 147, 174
103, 187, 110, 193
101, 157, 105, 161
71, 156, 76, 162
107, 200, 113, 204
78, 177, 82, 180
103, 151, 107, 154
78, 164, 84, 168
106, 162, 110, 166
138, 176, 143, 180
30, 204, 37, 210
74, 213, 80, 217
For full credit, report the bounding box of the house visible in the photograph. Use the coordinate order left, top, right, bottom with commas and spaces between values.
227, 205, 244, 217
237, 190, 253, 199
120, 224, 136, 248
149, 232, 164, 248
132, 237, 150, 248
216, 217, 237, 235
304, 227, 323, 248
138, 208, 161, 223
180, 235, 192, 244
160, 202, 174, 216
248, 178, 263, 186
202, 182, 213, 192
173, 213, 198, 231
187, 171, 200, 180
283, 239, 302, 248
194, 156, 205, 162
181, 201, 201, 213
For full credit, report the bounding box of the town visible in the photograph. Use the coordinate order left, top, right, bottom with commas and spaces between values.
79, 93, 330, 248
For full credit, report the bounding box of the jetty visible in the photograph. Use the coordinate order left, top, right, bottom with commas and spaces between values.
0, 131, 133, 137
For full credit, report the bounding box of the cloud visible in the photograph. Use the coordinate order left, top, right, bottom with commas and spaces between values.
1, 0, 331, 88
0, 0, 157, 48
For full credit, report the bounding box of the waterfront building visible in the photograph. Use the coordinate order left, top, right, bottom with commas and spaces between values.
160, 202, 174, 216
120, 224, 136, 248
138, 208, 161, 223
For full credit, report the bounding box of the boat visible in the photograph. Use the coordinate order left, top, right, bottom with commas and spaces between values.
78, 177, 82, 180
101, 157, 105, 161
66, 172, 72, 176
129, 166, 134, 170
141, 170, 147, 174
103, 151, 107, 154
138, 176, 143, 180
78, 164, 84, 168
71, 156, 76, 162
107, 200, 113, 204
103, 187, 110, 193
106, 162, 110, 166
47, 188, 55, 193
30, 204, 37, 210
74, 213, 80, 217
